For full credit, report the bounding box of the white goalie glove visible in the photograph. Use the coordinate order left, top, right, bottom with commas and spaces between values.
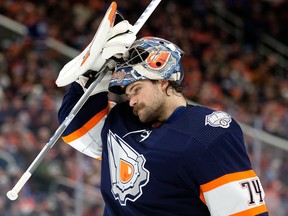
55, 11, 136, 87
75, 71, 113, 95
74, 20, 136, 95
102, 20, 135, 60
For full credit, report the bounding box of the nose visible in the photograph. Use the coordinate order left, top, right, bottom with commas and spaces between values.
129, 96, 138, 107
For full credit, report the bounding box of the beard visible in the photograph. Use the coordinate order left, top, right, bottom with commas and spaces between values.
133, 102, 162, 123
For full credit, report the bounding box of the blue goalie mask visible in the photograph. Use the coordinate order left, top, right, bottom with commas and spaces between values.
108, 37, 184, 94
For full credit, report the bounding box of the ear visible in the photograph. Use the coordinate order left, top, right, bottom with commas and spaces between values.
158, 79, 169, 91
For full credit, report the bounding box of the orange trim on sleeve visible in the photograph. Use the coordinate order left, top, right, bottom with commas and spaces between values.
199, 192, 206, 204
200, 170, 257, 192
62, 103, 110, 143
230, 204, 268, 216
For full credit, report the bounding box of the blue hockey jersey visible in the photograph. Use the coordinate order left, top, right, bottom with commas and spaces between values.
58, 83, 269, 216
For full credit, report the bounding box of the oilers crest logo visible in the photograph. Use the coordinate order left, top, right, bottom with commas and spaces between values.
107, 130, 150, 206
205, 111, 232, 128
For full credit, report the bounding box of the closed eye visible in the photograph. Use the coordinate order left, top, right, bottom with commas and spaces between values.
134, 87, 141, 94
126, 87, 141, 100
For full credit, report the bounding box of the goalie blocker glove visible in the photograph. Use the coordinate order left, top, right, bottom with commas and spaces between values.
56, 20, 136, 87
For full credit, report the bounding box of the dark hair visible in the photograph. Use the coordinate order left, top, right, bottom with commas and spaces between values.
151, 80, 183, 96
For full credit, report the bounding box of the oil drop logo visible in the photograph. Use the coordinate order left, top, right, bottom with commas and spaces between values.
107, 130, 150, 206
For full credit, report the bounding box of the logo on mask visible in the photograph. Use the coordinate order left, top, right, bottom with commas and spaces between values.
111, 69, 126, 83
146, 51, 171, 70
107, 130, 150, 206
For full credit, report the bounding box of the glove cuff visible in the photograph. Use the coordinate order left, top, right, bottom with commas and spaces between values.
75, 71, 112, 96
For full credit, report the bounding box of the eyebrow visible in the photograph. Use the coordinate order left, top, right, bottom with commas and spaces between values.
126, 83, 141, 96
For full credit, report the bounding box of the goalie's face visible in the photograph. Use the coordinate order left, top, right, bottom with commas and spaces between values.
125, 79, 168, 123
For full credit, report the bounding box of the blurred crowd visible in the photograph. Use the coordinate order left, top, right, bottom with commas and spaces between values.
224, 0, 288, 46
0, 0, 287, 215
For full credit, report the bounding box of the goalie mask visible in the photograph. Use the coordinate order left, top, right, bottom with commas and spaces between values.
109, 37, 184, 94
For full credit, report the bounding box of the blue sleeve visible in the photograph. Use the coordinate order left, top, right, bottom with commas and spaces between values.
58, 82, 109, 136
180, 119, 268, 215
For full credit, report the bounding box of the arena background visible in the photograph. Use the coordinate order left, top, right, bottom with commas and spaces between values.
0, 0, 288, 215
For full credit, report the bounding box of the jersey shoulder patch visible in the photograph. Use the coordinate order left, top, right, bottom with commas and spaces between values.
205, 111, 232, 128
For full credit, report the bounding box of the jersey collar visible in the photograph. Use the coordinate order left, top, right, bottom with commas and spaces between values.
151, 105, 186, 128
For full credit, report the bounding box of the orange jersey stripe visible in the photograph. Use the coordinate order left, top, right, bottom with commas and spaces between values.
230, 204, 268, 216
62, 103, 110, 143
201, 170, 256, 192
199, 192, 206, 204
